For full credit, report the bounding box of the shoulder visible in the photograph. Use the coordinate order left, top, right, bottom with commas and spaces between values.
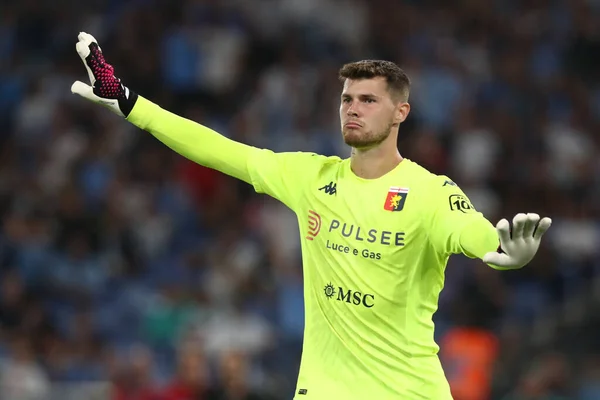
253, 149, 343, 168
247, 149, 344, 189
264, 150, 344, 176
297, 152, 344, 169
404, 160, 458, 190
404, 161, 474, 209
428, 174, 461, 191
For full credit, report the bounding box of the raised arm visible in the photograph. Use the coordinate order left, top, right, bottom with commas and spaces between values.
70, 32, 331, 212
125, 97, 256, 183
70, 32, 256, 184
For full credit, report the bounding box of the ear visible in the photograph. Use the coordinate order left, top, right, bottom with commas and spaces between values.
394, 102, 411, 125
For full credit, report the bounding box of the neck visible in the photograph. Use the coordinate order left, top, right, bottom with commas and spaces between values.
350, 136, 403, 179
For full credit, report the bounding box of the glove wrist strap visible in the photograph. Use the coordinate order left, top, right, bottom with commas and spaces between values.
118, 89, 138, 118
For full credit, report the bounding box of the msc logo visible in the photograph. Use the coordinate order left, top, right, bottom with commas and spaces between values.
306, 210, 321, 240
449, 194, 475, 213
319, 182, 337, 195
323, 283, 375, 308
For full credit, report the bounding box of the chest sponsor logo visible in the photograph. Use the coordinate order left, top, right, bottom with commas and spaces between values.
306, 210, 322, 240
324, 282, 375, 308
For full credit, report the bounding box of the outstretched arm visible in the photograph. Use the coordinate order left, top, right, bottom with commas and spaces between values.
125, 97, 256, 184
70, 32, 328, 212
428, 177, 552, 270
70, 32, 256, 184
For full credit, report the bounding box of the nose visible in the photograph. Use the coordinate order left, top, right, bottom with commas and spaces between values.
346, 104, 358, 117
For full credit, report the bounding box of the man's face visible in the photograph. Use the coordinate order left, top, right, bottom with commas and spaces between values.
339, 77, 399, 149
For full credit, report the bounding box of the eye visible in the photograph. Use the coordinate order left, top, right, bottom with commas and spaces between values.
342, 98, 351, 103
364, 98, 375, 103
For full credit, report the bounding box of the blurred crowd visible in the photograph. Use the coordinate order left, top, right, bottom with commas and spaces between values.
1, 0, 600, 399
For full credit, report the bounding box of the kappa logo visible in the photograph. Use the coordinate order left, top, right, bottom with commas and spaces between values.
306, 210, 322, 240
319, 182, 337, 195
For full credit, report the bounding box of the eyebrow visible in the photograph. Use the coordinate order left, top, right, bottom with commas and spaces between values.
341, 93, 380, 99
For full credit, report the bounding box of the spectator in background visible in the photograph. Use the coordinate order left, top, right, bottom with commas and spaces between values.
212, 350, 273, 400
501, 352, 571, 400
440, 325, 499, 400
439, 290, 500, 400
0, 270, 27, 334
112, 344, 160, 400
578, 355, 600, 400
0, 335, 49, 400
160, 339, 218, 400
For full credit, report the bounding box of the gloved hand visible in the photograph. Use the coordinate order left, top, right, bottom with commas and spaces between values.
483, 213, 552, 269
70, 32, 137, 117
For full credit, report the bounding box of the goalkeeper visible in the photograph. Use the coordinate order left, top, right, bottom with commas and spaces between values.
71, 32, 552, 399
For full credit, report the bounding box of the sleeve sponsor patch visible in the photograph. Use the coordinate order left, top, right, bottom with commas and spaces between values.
449, 194, 475, 213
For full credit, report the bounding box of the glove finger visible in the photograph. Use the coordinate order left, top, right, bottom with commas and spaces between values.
76, 39, 96, 85
75, 39, 91, 60
495, 218, 511, 245
71, 81, 97, 101
76, 32, 102, 86
78, 32, 99, 48
523, 213, 540, 239
71, 81, 125, 117
533, 217, 552, 240
511, 213, 527, 239
483, 251, 510, 267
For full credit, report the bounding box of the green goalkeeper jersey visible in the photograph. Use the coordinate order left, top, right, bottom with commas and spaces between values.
127, 97, 500, 400
246, 151, 498, 399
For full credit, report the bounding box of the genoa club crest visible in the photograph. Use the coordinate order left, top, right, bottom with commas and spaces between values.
383, 187, 409, 212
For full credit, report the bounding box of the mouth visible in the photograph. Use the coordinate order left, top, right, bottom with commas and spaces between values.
344, 122, 362, 129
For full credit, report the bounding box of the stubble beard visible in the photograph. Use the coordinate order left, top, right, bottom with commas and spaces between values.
342, 120, 395, 149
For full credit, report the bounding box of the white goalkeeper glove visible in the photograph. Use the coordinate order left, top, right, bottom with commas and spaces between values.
483, 213, 552, 270
70, 32, 137, 117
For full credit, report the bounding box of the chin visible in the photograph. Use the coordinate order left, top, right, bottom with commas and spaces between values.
344, 137, 373, 149
342, 132, 363, 147
343, 131, 387, 149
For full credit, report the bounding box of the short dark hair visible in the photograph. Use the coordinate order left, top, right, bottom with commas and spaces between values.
338, 60, 410, 102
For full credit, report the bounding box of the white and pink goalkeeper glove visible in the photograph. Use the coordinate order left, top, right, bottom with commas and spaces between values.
70, 32, 137, 117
